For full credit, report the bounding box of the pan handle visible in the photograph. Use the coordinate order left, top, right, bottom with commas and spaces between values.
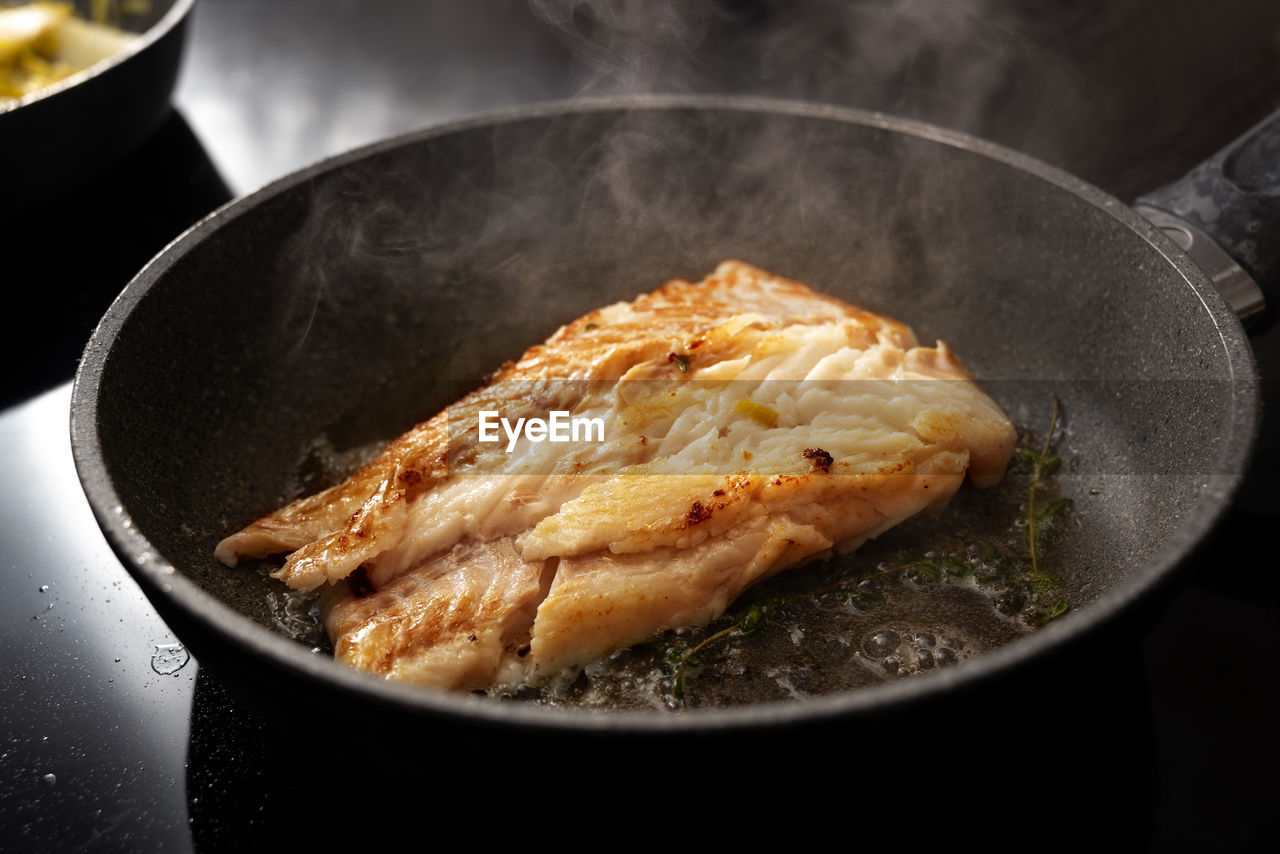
1134, 106, 1280, 332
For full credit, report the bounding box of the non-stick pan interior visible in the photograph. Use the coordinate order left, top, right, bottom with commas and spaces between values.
80, 100, 1254, 725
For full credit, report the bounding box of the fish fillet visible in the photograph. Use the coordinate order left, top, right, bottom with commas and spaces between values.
216, 261, 1017, 691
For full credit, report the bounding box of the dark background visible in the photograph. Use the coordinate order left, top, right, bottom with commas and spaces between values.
3, 1, 1279, 849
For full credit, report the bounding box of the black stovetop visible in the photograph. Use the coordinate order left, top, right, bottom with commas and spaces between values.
4, 1, 1279, 849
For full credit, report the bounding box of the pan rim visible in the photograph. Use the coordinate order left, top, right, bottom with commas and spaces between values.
70, 93, 1260, 735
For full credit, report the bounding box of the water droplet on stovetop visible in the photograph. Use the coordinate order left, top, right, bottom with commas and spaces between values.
150, 643, 189, 676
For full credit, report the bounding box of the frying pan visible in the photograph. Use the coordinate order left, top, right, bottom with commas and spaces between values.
0, 0, 194, 222
69, 97, 1264, 761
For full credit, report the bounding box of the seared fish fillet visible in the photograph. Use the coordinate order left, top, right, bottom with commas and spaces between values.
216, 261, 1016, 691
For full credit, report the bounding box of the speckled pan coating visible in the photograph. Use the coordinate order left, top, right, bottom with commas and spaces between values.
70, 97, 1258, 740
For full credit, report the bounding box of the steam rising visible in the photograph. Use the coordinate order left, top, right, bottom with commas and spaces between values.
252, 0, 1265, 455
526, 0, 1280, 195
528, 0, 1076, 160
528, 0, 724, 92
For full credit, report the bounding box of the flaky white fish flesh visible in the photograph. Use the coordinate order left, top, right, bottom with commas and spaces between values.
216, 261, 1017, 691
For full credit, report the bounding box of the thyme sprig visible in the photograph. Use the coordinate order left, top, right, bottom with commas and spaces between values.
1016, 396, 1069, 577
666, 600, 779, 707
1011, 396, 1072, 625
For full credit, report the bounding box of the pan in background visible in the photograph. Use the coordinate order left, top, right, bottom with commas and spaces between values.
70, 97, 1258, 747
0, 0, 195, 222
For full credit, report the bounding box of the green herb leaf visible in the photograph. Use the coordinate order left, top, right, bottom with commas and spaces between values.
1028, 571, 1062, 592
1024, 397, 1067, 579
1034, 498, 1073, 527
738, 604, 764, 635
848, 589, 885, 610
939, 555, 972, 577
1025, 599, 1070, 627
903, 559, 942, 583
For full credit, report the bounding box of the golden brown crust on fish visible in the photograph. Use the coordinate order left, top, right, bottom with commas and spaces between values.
216, 260, 1017, 690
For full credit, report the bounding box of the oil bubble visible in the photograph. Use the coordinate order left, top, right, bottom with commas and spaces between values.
867, 630, 899, 656
864, 624, 974, 679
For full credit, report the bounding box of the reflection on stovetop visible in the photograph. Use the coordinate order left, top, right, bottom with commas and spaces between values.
185, 644, 1159, 847
4, 110, 232, 409
0, 386, 196, 851
1143, 513, 1280, 850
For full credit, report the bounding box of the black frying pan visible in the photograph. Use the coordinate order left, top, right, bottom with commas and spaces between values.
69, 97, 1264, 759
0, 0, 194, 222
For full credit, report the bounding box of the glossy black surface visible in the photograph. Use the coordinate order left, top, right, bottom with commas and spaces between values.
0, 386, 196, 850
4, 1, 1280, 849
1, 110, 231, 410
